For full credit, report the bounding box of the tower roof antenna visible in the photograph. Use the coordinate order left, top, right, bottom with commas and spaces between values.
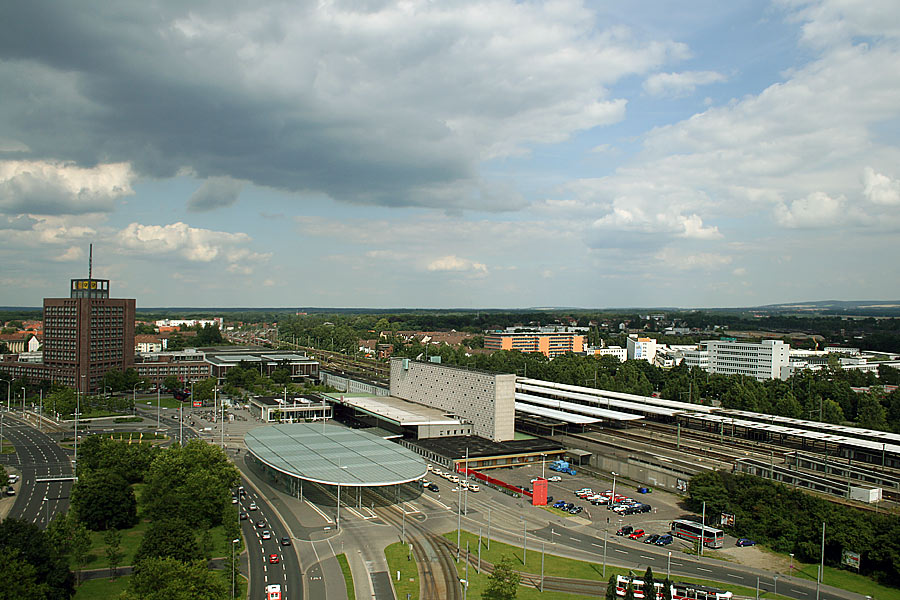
88, 243, 93, 280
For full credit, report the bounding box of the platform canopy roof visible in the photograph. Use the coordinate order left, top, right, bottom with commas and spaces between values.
244, 423, 427, 487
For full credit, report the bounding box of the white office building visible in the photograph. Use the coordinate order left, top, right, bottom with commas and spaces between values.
706, 339, 790, 381
626, 336, 657, 363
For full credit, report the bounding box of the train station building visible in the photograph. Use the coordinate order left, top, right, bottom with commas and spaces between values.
243, 423, 428, 525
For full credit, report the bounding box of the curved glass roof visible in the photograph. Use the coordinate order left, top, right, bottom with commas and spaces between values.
244, 423, 427, 486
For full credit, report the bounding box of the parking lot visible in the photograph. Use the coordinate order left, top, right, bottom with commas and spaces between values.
508, 462, 701, 549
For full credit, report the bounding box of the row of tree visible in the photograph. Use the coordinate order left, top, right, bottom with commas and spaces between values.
688, 470, 900, 584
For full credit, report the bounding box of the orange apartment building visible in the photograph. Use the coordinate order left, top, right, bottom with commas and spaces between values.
483, 331, 585, 358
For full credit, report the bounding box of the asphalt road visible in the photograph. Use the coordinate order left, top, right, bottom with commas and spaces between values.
2, 412, 73, 528
239, 482, 304, 600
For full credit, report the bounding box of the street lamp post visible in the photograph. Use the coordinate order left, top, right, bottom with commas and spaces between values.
231, 538, 240, 598
667, 551, 672, 580
774, 575, 779, 598
75, 375, 84, 473
21, 387, 26, 411
156, 386, 160, 430
4, 379, 10, 411
540, 453, 546, 480
789, 553, 794, 575
43, 496, 49, 524
132, 383, 139, 416
611, 471, 618, 507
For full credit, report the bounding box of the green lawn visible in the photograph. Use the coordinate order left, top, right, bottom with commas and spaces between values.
99, 431, 167, 441
788, 559, 900, 600
337, 553, 356, 600
384, 542, 419, 600
74, 575, 131, 599
0, 441, 14, 454
442, 531, 800, 600
75, 483, 242, 571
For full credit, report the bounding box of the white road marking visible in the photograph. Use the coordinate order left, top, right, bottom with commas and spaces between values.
697, 567, 712, 573
727, 574, 742, 579
615, 549, 628, 554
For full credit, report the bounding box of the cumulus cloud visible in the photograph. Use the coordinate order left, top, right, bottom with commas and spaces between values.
862, 167, 900, 205
0, 161, 134, 215
115, 222, 269, 271
53, 246, 84, 262
426, 255, 488, 273
0, 1, 688, 211
643, 70, 727, 97
187, 176, 244, 212
774, 192, 846, 228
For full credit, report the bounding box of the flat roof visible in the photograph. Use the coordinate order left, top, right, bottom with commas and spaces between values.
515, 392, 644, 422
244, 423, 427, 486
518, 378, 715, 414
682, 413, 900, 455
515, 402, 600, 424
324, 393, 463, 426
412, 435, 563, 460
718, 409, 900, 445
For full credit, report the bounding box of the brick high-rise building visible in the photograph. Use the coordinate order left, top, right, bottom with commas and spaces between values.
1, 275, 135, 394
42, 277, 135, 393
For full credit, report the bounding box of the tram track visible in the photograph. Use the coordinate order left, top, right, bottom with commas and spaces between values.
374, 504, 463, 600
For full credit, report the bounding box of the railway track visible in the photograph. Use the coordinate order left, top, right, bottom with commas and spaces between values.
374, 505, 463, 600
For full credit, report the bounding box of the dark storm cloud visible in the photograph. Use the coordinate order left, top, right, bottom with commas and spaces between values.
187, 176, 244, 212
0, 1, 481, 209
0, 1, 678, 212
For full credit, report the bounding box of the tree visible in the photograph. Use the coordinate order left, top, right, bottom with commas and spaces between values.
0, 547, 52, 599
163, 375, 180, 391
71, 521, 91, 585
606, 575, 617, 600
0, 518, 74, 598
104, 528, 124, 579
123, 557, 227, 600
624, 581, 635, 600
482, 554, 519, 600
143, 440, 240, 528
134, 518, 201, 564
662, 578, 673, 600
643, 566, 655, 600
70, 469, 138, 530
857, 394, 888, 431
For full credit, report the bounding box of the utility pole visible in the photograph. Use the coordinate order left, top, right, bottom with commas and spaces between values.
816, 522, 825, 600
700, 501, 706, 557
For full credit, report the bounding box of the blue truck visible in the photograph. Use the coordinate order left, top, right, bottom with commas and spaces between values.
548, 459, 576, 476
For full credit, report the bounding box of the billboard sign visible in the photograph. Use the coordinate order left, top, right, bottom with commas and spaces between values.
842, 550, 860, 570
192, 400, 201, 407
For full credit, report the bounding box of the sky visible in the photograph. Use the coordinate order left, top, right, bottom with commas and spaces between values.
1, 0, 899, 309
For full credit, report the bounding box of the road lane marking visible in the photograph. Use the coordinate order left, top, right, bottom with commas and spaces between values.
697, 567, 712, 572
727, 574, 742, 579
615, 549, 628, 554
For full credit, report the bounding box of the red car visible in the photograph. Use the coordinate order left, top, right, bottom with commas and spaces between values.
269, 554, 280, 564
628, 529, 645, 540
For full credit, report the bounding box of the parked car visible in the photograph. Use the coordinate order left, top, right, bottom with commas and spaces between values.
427, 483, 439, 492
469, 484, 480, 492
548, 476, 562, 482
571, 506, 583, 514
628, 529, 646, 540
616, 525, 633, 536
644, 534, 660, 544
737, 538, 757, 547
564, 503, 575, 510
554, 500, 567, 509
656, 534, 674, 546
